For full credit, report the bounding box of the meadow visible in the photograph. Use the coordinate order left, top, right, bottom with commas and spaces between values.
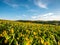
0, 20, 60, 45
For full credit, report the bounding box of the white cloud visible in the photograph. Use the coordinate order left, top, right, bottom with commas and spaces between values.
34, 0, 48, 9
32, 16, 37, 19
3, 0, 19, 8
10, 4, 19, 8
31, 13, 60, 21
3, 0, 30, 9
42, 13, 53, 17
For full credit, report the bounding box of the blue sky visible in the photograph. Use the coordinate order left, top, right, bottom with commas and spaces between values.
0, 0, 60, 20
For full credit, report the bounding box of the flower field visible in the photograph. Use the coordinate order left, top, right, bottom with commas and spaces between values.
0, 20, 60, 45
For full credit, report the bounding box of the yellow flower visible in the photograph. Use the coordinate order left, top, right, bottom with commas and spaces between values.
35, 36, 38, 38
25, 37, 29, 41
20, 33, 23, 36
33, 32, 36, 35
44, 42, 50, 45
0, 34, 2, 37
10, 28, 14, 33
26, 41, 31, 45
26, 30, 29, 32
17, 38, 19, 40
58, 41, 60, 45
2, 30, 7, 36
41, 38, 44, 44
4, 39, 8, 44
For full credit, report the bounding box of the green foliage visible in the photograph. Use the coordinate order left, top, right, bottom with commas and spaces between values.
0, 20, 60, 45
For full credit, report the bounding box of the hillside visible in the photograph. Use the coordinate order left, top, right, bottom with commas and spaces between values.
0, 20, 60, 45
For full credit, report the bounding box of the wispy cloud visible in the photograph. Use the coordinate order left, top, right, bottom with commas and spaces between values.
34, 0, 48, 9
2, 0, 30, 9
3, 0, 19, 8
31, 13, 60, 21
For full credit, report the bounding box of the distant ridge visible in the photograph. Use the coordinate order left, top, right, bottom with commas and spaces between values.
0, 19, 60, 25
16, 20, 60, 25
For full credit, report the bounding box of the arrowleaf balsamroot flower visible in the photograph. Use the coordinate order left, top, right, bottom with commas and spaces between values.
10, 28, 14, 33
